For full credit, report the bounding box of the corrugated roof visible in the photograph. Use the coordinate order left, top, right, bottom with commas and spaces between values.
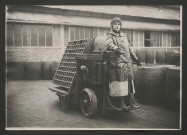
38, 5, 180, 21
7, 11, 180, 31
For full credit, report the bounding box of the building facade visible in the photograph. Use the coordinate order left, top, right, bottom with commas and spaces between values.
5, 5, 181, 80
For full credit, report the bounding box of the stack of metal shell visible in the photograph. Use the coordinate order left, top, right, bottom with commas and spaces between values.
52, 39, 89, 91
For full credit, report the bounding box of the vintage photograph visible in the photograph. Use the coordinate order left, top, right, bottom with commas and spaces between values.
5, 5, 181, 130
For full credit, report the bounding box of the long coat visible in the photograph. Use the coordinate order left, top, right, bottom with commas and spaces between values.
106, 31, 138, 96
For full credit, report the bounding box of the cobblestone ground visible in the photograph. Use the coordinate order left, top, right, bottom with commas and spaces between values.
6, 80, 180, 129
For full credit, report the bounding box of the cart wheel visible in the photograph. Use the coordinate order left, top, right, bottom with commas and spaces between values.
80, 88, 97, 118
59, 95, 69, 112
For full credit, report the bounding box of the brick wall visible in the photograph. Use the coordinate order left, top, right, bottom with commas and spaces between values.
6, 48, 64, 62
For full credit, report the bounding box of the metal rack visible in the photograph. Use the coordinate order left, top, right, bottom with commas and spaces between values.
52, 39, 89, 91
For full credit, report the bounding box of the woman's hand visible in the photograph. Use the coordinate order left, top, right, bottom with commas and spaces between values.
136, 59, 141, 66
115, 48, 123, 55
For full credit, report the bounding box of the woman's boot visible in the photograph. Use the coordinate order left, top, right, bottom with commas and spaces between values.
119, 97, 129, 110
128, 93, 140, 109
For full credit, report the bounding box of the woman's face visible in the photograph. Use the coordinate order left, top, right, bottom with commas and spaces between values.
112, 22, 121, 31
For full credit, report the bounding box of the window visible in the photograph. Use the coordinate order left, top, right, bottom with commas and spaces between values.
69, 26, 87, 41
171, 32, 180, 47
14, 24, 22, 47
99, 27, 104, 36
125, 29, 133, 44
22, 24, 30, 46
6, 23, 60, 47
38, 25, 45, 46
85, 27, 90, 39
30, 25, 38, 46
144, 31, 162, 47
150, 31, 162, 47
69, 26, 110, 43
46, 25, 52, 46
75, 27, 80, 40
131, 30, 144, 47
93, 28, 99, 37
144, 31, 151, 47
7, 23, 14, 46
122, 29, 134, 46
70, 26, 75, 41
53, 25, 61, 47
64, 25, 69, 46
79, 26, 84, 39
143, 31, 180, 47
152, 31, 180, 47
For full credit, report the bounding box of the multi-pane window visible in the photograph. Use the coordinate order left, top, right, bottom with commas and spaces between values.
6, 22, 61, 47
169, 32, 180, 47
144, 30, 180, 47
65, 25, 180, 48
68, 26, 110, 43
121, 29, 133, 45
132, 30, 144, 47
150, 31, 162, 47
68, 26, 135, 45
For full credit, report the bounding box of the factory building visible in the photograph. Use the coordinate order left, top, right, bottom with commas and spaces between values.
6, 5, 181, 80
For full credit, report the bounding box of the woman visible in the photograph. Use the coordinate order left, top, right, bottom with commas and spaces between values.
106, 17, 141, 110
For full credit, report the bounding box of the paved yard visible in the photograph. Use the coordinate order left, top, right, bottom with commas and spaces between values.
6, 80, 180, 130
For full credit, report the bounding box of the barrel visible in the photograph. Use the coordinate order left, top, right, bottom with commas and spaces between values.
165, 51, 173, 65
165, 50, 180, 65
41, 62, 52, 80
154, 64, 176, 75
156, 49, 166, 64
25, 62, 42, 80
165, 66, 180, 110
172, 50, 180, 65
92, 36, 107, 54
135, 65, 166, 104
51, 62, 59, 79
145, 49, 155, 64
136, 49, 145, 64
7, 62, 25, 80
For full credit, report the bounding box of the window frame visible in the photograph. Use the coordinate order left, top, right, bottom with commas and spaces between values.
69, 25, 110, 42
6, 22, 61, 48
143, 30, 180, 48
